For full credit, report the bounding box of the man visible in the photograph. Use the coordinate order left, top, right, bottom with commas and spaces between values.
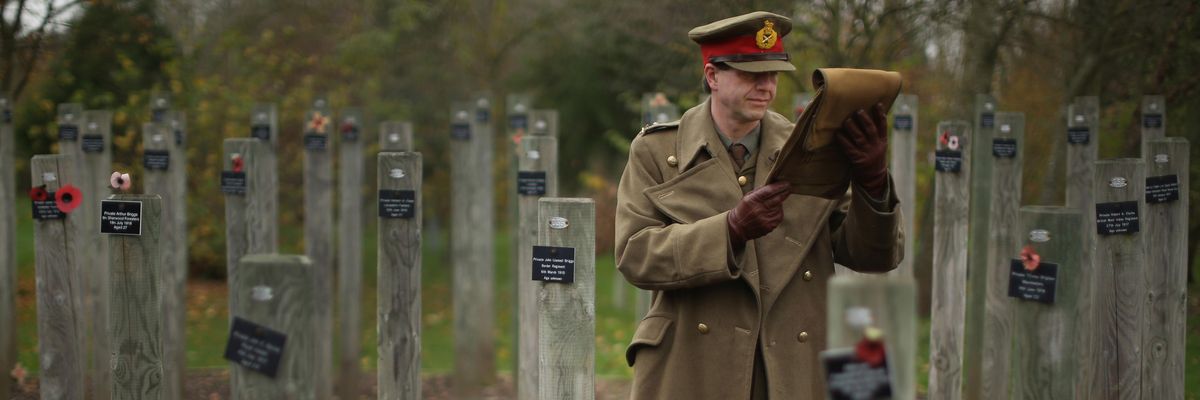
615, 11, 903, 400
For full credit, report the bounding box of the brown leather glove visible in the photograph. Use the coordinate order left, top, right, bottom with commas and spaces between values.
727, 181, 791, 247
837, 102, 890, 198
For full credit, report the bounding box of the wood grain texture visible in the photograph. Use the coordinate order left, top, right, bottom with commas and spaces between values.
379, 121, 413, 152
55, 103, 88, 380
337, 107, 366, 399
451, 99, 496, 395
32, 154, 84, 400
929, 120, 971, 400
80, 110, 114, 400
0, 98, 15, 398
980, 112, 1023, 400
964, 94, 996, 400
1093, 159, 1146, 400
302, 99, 335, 400
826, 275, 918, 400
1009, 207, 1083, 400
517, 136, 558, 400
223, 139, 279, 277
889, 94, 918, 280
142, 121, 185, 400
377, 152, 422, 399
1065, 97, 1100, 400
230, 254, 319, 400
107, 194, 164, 400
1141, 138, 1188, 400
537, 198, 595, 400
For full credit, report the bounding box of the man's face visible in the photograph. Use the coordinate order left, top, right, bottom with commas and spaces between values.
709, 66, 778, 124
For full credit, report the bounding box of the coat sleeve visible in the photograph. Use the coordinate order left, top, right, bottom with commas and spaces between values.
830, 175, 904, 272
614, 135, 743, 291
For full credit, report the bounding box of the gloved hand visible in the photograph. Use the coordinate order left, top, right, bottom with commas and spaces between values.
727, 181, 791, 246
837, 102, 890, 198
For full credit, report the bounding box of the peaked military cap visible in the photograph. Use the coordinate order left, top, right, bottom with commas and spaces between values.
688, 11, 796, 73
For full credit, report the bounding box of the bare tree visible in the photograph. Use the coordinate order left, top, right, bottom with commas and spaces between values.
0, 0, 83, 101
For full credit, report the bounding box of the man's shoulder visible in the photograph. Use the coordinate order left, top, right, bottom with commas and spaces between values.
637, 120, 681, 136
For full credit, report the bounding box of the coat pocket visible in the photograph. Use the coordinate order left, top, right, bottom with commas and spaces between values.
625, 315, 673, 366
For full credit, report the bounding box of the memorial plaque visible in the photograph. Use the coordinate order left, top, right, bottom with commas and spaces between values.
475, 109, 490, 123
378, 189, 416, 219
451, 123, 470, 140
174, 128, 184, 147
517, 171, 547, 196
1007, 259, 1058, 304
510, 115, 529, 130
143, 150, 170, 171
934, 150, 962, 173
151, 108, 167, 123
32, 195, 64, 220
81, 135, 105, 153
1067, 127, 1090, 145
100, 200, 142, 235
532, 245, 575, 283
821, 347, 893, 400
251, 124, 271, 141
981, 112, 995, 129
221, 172, 247, 195
341, 125, 359, 142
303, 134, 327, 150
992, 138, 1017, 158
1096, 200, 1140, 235
59, 125, 79, 141
893, 115, 913, 130
223, 317, 286, 378
1142, 113, 1163, 129
1145, 175, 1180, 204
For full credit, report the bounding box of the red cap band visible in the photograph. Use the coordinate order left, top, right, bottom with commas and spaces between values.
700, 35, 787, 67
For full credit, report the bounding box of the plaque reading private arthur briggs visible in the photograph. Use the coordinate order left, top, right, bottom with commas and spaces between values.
100, 200, 142, 236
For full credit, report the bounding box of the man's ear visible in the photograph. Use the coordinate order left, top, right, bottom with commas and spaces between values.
703, 63, 718, 92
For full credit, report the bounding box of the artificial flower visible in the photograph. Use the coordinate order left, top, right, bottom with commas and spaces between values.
855, 334, 886, 368
231, 154, 244, 173
1020, 244, 1041, 272
55, 184, 82, 213
29, 186, 48, 201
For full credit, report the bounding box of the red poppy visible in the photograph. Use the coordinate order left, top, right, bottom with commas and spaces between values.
511, 131, 523, 146
855, 336, 886, 368
232, 155, 244, 173
1020, 245, 1041, 272
939, 131, 950, 146
308, 112, 328, 133
29, 186, 48, 202
55, 184, 82, 214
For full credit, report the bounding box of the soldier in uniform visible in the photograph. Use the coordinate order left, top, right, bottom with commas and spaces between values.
615, 11, 903, 399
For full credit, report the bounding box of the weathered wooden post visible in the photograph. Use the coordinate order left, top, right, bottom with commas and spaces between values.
302, 97, 335, 399
1065, 96, 1101, 400
249, 103, 279, 226
377, 135, 422, 399
380, 121, 413, 152
452, 97, 497, 394
0, 96, 15, 397
929, 120, 970, 400
508, 94, 531, 373
31, 154, 84, 399
222, 138, 278, 276
336, 107, 365, 398
517, 109, 559, 400
228, 254, 319, 399
536, 198, 595, 400
81, 110, 114, 398
149, 92, 170, 123
1008, 207, 1084, 400
55, 103, 86, 357
1093, 158, 1146, 399
826, 275, 918, 400
1140, 95, 1165, 157
889, 94, 917, 279
1141, 138, 1188, 400
980, 112, 1024, 400
141, 121, 185, 399
963, 94, 995, 400
103, 193, 164, 399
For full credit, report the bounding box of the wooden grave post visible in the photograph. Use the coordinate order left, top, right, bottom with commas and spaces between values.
222, 139, 278, 276
229, 254, 319, 399
964, 94, 996, 400
452, 97, 497, 394
149, 91, 170, 123
55, 103, 86, 356
1093, 158, 1146, 399
980, 112, 1024, 400
380, 121, 413, 152
1139, 95, 1165, 157
302, 97, 335, 400
0, 95, 15, 396
377, 144, 422, 399
889, 94, 918, 279
507, 93, 531, 375
31, 154, 84, 399
537, 198, 595, 400
142, 121, 185, 399
1065, 96, 1101, 400
1009, 207, 1084, 400
1141, 138, 1188, 400
517, 109, 559, 400
249, 103, 279, 236
336, 107, 366, 398
929, 120, 970, 400
826, 275, 918, 400
81, 110, 114, 398
105, 194, 164, 399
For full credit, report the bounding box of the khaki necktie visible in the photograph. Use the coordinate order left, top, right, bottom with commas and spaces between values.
730, 143, 748, 170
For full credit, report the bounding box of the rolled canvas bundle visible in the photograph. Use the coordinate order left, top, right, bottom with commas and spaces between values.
768, 68, 903, 198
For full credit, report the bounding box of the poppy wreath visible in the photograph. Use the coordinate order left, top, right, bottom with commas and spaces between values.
55, 184, 82, 214
29, 186, 48, 202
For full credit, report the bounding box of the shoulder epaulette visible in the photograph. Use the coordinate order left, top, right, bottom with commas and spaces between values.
638, 120, 680, 136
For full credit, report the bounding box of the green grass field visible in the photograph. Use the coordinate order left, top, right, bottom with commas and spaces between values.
9, 196, 1200, 397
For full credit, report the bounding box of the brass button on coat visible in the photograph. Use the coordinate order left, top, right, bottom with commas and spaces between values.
797, 331, 809, 342
697, 323, 710, 334
802, 270, 814, 281
667, 155, 678, 166
738, 176, 748, 186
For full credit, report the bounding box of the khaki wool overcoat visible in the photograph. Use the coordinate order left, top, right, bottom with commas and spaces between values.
616, 100, 904, 400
